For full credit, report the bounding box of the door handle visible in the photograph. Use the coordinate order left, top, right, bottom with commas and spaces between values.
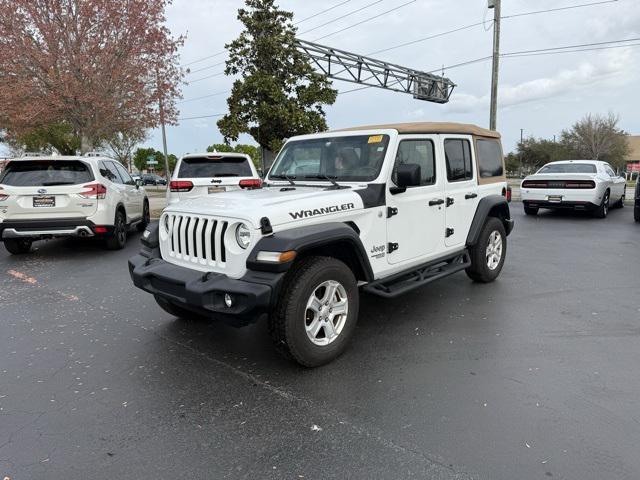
465, 193, 478, 200
429, 199, 444, 206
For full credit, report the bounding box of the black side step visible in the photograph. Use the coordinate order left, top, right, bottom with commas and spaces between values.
362, 251, 471, 298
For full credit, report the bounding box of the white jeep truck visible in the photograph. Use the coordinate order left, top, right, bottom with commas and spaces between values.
129, 123, 514, 366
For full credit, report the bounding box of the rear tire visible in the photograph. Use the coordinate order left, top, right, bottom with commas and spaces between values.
136, 200, 150, 232
524, 205, 538, 216
593, 191, 610, 219
154, 295, 208, 321
465, 217, 507, 283
269, 256, 359, 367
635, 204, 640, 222
4, 238, 33, 255
105, 210, 127, 250
614, 189, 625, 208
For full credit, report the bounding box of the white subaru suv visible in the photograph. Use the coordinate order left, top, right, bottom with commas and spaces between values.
130, 123, 513, 366
167, 152, 260, 206
0, 155, 149, 254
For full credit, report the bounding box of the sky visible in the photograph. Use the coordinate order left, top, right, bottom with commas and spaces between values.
4, 0, 638, 157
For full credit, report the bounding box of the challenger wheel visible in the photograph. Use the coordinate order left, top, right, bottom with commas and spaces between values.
465, 217, 507, 283
524, 205, 538, 216
593, 191, 610, 219
269, 256, 359, 367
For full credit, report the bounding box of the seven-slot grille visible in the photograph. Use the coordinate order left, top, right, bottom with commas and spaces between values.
164, 213, 228, 266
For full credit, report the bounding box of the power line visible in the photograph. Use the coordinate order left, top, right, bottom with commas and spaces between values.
188, 71, 226, 83
186, 61, 226, 75
313, 0, 417, 42
294, 0, 352, 25
504, 42, 640, 58
178, 113, 226, 121
177, 90, 231, 104
502, 37, 640, 57
299, 0, 386, 36
182, 50, 226, 67
501, 0, 618, 19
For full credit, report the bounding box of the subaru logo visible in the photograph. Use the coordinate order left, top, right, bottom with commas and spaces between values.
37, 188, 47, 194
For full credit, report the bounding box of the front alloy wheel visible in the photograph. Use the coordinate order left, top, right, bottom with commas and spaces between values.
304, 280, 349, 346
486, 230, 503, 271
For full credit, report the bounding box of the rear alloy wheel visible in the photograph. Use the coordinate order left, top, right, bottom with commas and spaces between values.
105, 210, 127, 250
614, 188, 625, 208
593, 191, 610, 219
270, 256, 359, 367
4, 238, 33, 255
466, 217, 507, 283
137, 200, 150, 232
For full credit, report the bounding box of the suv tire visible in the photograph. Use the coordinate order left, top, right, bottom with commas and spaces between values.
270, 256, 359, 367
593, 190, 610, 219
137, 200, 150, 232
524, 205, 538, 216
105, 210, 127, 250
465, 217, 507, 283
4, 238, 33, 255
154, 295, 208, 321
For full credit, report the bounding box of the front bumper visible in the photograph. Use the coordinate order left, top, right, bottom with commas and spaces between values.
0, 218, 108, 240
128, 253, 283, 327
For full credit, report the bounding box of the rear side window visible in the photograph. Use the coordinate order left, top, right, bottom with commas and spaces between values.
393, 139, 436, 186
0, 160, 94, 186
178, 157, 253, 178
99, 161, 124, 184
476, 139, 504, 178
445, 139, 473, 182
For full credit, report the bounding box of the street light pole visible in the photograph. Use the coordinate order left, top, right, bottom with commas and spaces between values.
489, 0, 501, 131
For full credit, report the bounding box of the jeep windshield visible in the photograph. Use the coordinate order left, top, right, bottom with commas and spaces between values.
269, 134, 390, 183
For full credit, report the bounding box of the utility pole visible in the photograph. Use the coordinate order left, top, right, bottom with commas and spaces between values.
489, 0, 501, 131
156, 69, 171, 183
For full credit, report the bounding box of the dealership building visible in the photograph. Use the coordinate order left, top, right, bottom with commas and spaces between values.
627, 135, 640, 174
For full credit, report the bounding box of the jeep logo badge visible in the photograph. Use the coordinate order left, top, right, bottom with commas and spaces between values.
211, 179, 222, 184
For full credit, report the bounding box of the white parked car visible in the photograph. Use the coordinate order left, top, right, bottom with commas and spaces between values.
130, 122, 514, 366
521, 160, 626, 218
167, 152, 260, 205
0, 155, 149, 254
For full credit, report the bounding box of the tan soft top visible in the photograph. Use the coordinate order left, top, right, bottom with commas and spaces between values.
334, 122, 500, 139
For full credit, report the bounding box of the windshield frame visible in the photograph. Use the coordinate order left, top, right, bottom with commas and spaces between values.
267, 131, 395, 185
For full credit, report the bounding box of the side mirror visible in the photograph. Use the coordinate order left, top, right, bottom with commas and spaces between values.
395, 163, 421, 190
135, 179, 142, 189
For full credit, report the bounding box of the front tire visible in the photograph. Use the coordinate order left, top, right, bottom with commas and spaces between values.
105, 210, 127, 250
269, 256, 359, 367
465, 217, 507, 283
4, 238, 33, 255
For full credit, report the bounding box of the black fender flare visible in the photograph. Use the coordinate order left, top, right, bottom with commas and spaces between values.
246, 222, 374, 281
466, 195, 514, 247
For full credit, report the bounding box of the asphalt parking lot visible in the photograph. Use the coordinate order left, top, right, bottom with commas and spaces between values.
1, 203, 639, 480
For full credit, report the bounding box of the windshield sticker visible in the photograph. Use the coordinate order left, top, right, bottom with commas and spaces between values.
368, 135, 383, 144
289, 203, 355, 220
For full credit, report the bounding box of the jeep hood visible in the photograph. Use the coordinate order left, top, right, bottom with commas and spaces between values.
164, 185, 371, 229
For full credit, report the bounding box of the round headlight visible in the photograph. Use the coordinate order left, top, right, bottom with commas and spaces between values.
235, 223, 251, 249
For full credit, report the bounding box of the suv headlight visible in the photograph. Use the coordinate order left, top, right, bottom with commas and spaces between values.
235, 223, 251, 249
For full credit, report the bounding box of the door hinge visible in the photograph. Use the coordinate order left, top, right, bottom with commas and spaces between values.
387, 206, 398, 218
387, 242, 399, 254
446, 197, 455, 207
445, 228, 455, 238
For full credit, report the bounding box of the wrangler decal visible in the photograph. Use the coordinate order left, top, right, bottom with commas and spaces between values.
289, 203, 355, 220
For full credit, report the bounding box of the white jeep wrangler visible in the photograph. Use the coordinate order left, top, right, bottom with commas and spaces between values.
129, 122, 514, 366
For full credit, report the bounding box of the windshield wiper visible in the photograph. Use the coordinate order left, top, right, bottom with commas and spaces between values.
302, 175, 348, 189
270, 173, 297, 186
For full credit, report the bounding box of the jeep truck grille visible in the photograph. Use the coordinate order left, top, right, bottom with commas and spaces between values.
161, 213, 229, 268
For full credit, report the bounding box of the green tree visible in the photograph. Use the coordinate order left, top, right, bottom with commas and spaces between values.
8, 122, 80, 155
517, 137, 575, 173
217, 0, 337, 165
504, 152, 520, 175
560, 113, 629, 170
206, 143, 261, 170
